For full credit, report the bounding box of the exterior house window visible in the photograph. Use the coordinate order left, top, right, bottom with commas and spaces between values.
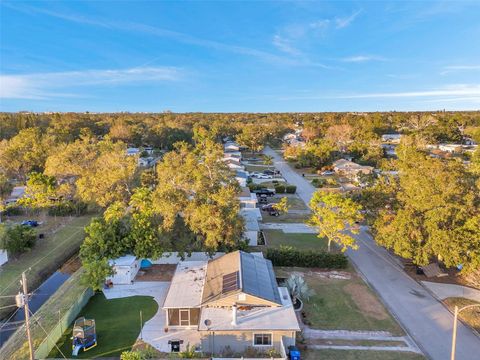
253, 333, 272, 346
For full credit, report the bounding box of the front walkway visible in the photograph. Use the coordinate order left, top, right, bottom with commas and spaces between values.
103, 281, 202, 353
422, 281, 480, 302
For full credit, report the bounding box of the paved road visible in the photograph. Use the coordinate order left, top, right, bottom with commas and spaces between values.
264, 146, 480, 360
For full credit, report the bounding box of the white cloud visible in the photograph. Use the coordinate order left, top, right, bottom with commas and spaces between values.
275, 84, 480, 102
441, 65, 480, 75
7, 3, 306, 68
341, 55, 386, 63
336, 84, 480, 99
272, 35, 301, 56
335, 10, 362, 29
0, 66, 183, 99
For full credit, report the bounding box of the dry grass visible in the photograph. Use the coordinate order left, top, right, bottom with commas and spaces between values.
443, 297, 480, 333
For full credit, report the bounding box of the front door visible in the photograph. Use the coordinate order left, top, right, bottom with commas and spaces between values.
179, 309, 189, 326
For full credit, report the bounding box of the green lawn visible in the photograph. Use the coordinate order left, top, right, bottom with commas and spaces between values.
245, 164, 274, 172
263, 230, 328, 252
261, 211, 311, 223
276, 267, 403, 336
0, 215, 93, 318
50, 293, 158, 358
268, 194, 309, 211
303, 349, 424, 360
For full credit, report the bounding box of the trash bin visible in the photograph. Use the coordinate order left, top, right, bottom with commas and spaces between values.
288, 345, 301, 360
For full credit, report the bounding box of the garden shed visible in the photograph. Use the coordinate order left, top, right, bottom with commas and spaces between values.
107, 255, 140, 285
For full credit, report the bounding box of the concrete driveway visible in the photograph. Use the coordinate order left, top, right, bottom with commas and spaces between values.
264, 146, 480, 360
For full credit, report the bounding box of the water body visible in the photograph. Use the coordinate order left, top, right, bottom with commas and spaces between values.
0, 271, 71, 347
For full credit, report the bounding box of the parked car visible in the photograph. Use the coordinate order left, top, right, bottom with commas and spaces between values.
257, 174, 273, 179
21, 220, 39, 227
263, 169, 280, 176
321, 170, 335, 176
261, 203, 275, 211
249, 172, 263, 178
253, 189, 275, 196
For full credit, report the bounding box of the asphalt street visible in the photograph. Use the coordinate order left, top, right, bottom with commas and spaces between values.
264, 146, 480, 360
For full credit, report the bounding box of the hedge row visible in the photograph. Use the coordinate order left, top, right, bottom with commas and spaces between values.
274, 184, 297, 194
265, 247, 348, 269
248, 183, 266, 191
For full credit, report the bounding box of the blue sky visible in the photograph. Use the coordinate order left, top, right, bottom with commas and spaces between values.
1, 0, 480, 112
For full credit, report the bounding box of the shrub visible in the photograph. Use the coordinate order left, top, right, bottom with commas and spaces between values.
311, 178, 326, 188
0, 224, 37, 256
121, 351, 142, 360
48, 201, 88, 216
286, 185, 297, 194
248, 183, 266, 191
265, 247, 347, 269
4, 205, 24, 216
274, 184, 286, 193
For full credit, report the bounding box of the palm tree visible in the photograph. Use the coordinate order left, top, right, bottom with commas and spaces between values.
263, 155, 273, 167
285, 274, 315, 306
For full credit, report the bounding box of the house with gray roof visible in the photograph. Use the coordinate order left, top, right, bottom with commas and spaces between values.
161, 251, 299, 355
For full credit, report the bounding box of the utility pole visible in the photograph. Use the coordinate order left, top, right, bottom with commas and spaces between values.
451, 305, 458, 360
21, 272, 35, 360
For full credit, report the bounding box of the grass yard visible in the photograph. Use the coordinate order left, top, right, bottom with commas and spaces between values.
302, 349, 424, 360
268, 194, 309, 211
276, 267, 403, 336
261, 211, 311, 223
0, 215, 93, 318
263, 230, 329, 252
443, 297, 480, 332
245, 164, 274, 172
50, 293, 158, 358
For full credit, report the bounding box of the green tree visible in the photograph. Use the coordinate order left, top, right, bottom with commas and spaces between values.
308, 191, 363, 252
0, 128, 52, 181
0, 173, 13, 222
128, 187, 165, 259
46, 136, 137, 208
273, 197, 289, 215
236, 124, 267, 153
263, 155, 273, 166
153, 141, 244, 251
373, 144, 480, 272
0, 224, 37, 257
18, 172, 58, 210
80, 203, 131, 264
81, 258, 114, 291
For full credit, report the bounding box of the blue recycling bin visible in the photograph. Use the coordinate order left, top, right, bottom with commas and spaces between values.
288, 345, 301, 360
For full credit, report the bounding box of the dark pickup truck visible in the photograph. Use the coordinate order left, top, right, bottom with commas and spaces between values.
252, 188, 275, 197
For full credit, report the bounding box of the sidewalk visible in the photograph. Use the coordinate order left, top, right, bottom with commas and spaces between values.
422, 281, 480, 301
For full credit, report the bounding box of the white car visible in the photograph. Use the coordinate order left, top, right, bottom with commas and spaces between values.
321, 170, 335, 176
249, 172, 262, 178
257, 174, 273, 179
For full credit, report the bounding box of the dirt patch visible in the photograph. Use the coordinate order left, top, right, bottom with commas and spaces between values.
309, 270, 352, 280
343, 283, 389, 320
59, 255, 82, 274
135, 264, 177, 281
